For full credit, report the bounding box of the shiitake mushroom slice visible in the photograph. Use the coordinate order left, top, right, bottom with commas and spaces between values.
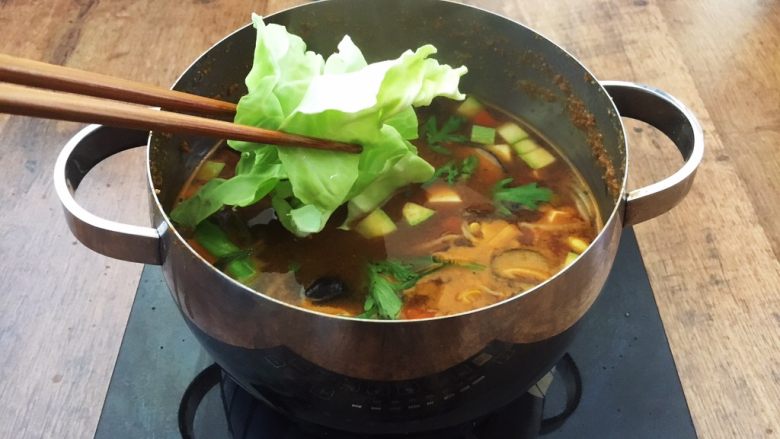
305, 277, 349, 302
491, 249, 552, 283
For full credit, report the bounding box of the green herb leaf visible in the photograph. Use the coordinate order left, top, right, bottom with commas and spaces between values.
363, 295, 376, 312
459, 155, 478, 181
424, 155, 479, 186
357, 308, 379, 319
492, 178, 553, 216
369, 273, 405, 319
362, 260, 419, 319
372, 260, 419, 287
422, 115, 468, 155
361, 257, 484, 319
424, 161, 458, 186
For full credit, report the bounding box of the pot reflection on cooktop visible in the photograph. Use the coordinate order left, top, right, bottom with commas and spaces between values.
94, 231, 698, 439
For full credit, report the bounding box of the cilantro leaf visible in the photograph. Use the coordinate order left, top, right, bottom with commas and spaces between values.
425, 161, 459, 186
492, 179, 553, 216
422, 116, 468, 155
423, 118, 453, 155
424, 155, 479, 186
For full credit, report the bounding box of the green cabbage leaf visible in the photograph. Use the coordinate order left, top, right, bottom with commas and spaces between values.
171, 14, 467, 236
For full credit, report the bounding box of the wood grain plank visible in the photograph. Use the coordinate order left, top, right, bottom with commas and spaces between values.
657, 0, 780, 258
0, 1, 303, 438
0, 83, 361, 153
475, 1, 780, 437
652, 3, 780, 437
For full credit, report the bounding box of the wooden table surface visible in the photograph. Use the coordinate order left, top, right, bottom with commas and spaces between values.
1, 0, 778, 437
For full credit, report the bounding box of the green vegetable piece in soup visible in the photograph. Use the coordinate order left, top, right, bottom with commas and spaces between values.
470, 124, 496, 145
361, 257, 488, 319
497, 122, 529, 144
512, 138, 540, 155
456, 96, 484, 118
402, 202, 436, 226
355, 209, 397, 239
520, 147, 557, 169
194, 221, 257, 283
362, 260, 416, 319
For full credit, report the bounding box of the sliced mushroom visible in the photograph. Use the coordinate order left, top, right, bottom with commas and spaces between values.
492, 249, 552, 282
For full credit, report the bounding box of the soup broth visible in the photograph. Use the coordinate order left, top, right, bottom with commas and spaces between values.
175, 97, 602, 319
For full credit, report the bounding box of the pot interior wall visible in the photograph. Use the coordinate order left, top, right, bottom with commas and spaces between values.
150, 0, 625, 226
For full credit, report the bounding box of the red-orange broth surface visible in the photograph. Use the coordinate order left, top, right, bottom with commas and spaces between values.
176, 98, 602, 319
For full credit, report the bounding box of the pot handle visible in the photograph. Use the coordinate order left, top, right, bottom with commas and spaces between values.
601, 81, 704, 226
53, 124, 163, 265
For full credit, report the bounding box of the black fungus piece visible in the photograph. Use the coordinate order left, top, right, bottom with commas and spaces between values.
304, 277, 349, 302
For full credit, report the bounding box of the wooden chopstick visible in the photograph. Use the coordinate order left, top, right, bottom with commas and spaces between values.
0, 53, 237, 115
0, 83, 362, 154
0, 54, 361, 153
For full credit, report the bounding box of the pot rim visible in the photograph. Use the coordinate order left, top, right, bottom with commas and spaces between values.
145, 0, 629, 324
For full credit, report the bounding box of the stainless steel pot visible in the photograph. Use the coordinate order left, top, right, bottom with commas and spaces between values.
54, 0, 702, 434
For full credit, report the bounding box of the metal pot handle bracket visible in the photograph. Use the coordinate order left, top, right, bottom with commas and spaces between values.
53, 124, 163, 265
601, 81, 704, 226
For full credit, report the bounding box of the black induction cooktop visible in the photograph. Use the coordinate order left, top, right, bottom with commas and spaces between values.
93, 229, 698, 438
